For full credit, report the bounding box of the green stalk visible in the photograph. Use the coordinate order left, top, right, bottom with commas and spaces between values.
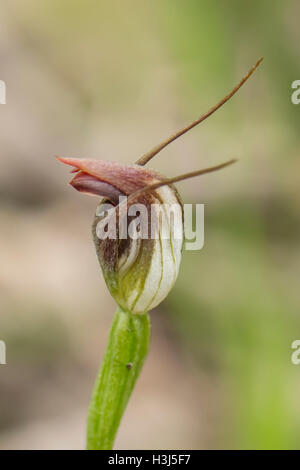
87, 307, 150, 450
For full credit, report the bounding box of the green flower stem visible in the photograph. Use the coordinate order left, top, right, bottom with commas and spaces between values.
87, 307, 150, 450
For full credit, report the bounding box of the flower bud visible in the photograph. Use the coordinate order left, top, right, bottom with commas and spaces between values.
58, 157, 183, 314
58, 61, 261, 314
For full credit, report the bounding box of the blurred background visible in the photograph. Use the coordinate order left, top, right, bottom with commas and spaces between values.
0, 0, 299, 449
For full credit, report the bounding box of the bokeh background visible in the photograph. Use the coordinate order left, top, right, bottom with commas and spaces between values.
0, 0, 299, 449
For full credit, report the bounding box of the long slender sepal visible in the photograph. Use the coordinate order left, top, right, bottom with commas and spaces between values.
127, 158, 237, 204
136, 57, 263, 166
87, 307, 151, 450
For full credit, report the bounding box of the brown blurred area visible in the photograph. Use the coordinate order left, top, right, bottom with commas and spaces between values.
0, 0, 300, 449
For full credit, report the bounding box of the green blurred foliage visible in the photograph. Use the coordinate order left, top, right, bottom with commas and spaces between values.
122, 0, 300, 448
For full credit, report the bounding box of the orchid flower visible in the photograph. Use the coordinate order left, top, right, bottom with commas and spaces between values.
58, 58, 263, 450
